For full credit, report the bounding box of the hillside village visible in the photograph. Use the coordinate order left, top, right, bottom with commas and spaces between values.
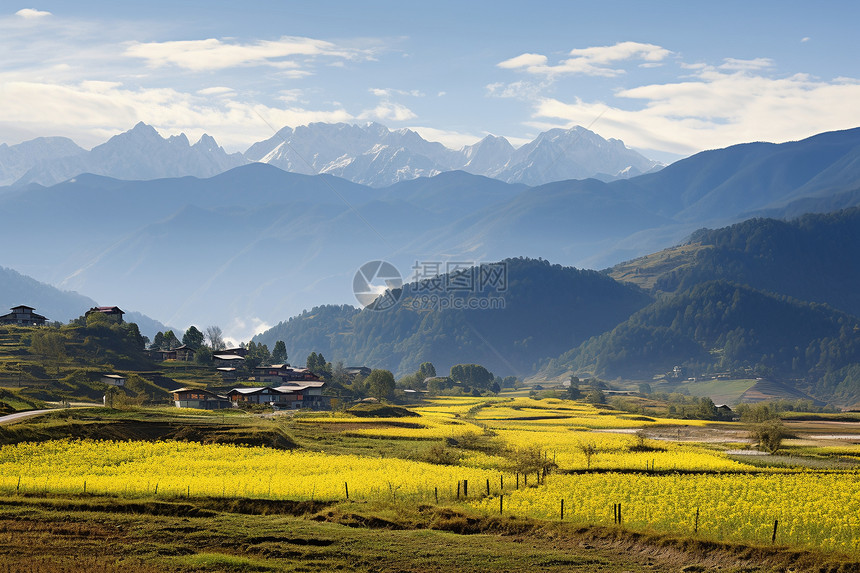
0, 303, 345, 412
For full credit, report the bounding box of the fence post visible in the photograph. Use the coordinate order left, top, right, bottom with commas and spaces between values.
695, 507, 699, 533
435, 486, 438, 504
486, 478, 490, 496
560, 498, 564, 521
463, 479, 468, 497
345, 482, 349, 500
772, 520, 778, 543
500, 494, 503, 515
457, 481, 460, 500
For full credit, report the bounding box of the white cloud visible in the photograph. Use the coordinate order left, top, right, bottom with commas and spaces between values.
124, 36, 371, 72
0, 79, 356, 150
530, 68, 860, 154
369, 87, 424, 97
197, 86, 234, 96
359, 101, 416, 122
719, 57, 774, 71
486, 80, 547, 100
801, 37, 811, 43
497, 53, 547, 69
15, 8, 51, 19
499, 41, 672, 78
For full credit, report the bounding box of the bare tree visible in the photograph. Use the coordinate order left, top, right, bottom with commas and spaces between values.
205, 325, 226, 351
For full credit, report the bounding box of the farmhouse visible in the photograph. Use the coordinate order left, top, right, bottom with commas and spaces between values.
213, 347, 246, 366
148, 348, 177, 361
0, 305, 47, 326
86, 306, 124, 323
227, 381, 330, 410
172, 387, 232, 410
100, 374, 126, 387
254, 364, 322, 384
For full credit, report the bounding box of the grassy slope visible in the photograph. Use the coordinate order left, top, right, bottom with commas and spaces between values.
606, 243, 707, 291
0, 494, 853, 573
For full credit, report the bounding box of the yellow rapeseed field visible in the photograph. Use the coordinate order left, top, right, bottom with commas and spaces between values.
0, 439, 511, 502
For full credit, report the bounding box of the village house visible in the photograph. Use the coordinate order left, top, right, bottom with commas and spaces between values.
172, 387, 232, 410
216, 366, 238, 382
86, 306, 124, 323
254, 364, 322, 384
213, 347, 247, 367
100, 374, 126, 387
173, 345, 196, 361
227, 381, 330, 411
148, 348, 177, 361
0, 305, 48, 326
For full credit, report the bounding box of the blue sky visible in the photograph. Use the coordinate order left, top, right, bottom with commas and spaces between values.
2, 1, 859, 161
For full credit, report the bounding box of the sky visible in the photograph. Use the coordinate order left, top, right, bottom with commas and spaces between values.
2, 1, 859, 163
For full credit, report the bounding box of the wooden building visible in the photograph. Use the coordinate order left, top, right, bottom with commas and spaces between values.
0, 305, 47, 326
86, 306, 125, 323
172, 387, 232, 409
254, 364, 322, 384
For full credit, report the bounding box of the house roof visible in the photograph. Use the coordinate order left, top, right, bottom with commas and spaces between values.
89, 306, 124, 314
102, 374, 125, 380
173, 387, 228, 399
228, 387, 281, 395
10, 305, 35, 311
279, 380, 325, 388
213, 354, 245, 361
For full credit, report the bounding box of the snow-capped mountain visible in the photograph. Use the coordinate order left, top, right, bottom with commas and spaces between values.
12, 122, 246, 186
245, 122, 457, 186
245, 122, 661, 187
0, 137, 85, 186
2, 121, 661, 188
494, 127, 660, 185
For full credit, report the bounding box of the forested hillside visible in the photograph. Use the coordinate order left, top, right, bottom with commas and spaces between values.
545, 280, 860, 402
255, 258, 652, 376
653, 209, 860, 316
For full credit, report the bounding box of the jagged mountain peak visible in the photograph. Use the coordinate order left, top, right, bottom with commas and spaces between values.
4, 120, 662, 189
10, 123, 246, 186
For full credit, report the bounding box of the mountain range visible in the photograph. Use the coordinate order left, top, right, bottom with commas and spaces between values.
2, 121, 660, 188
2, 125, 860, 345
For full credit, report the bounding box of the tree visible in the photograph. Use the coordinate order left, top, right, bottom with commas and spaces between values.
751, 419, 786, 453
418, 362, 436, 379
567, 376, 583, 400
29, 331, 66, 375
367, 369, 396, 401
243, 341, 272, 371
205, 326, 226, 351
162, 330, 179, 350
151, 331, 165, 350
586, 389, 606, 404
450, 364, 494, 390
306, 352, 331, 379
579, 442, 598, 469
194, 346, 212, 365
696, 397, 718, 420
182, 326, 204, 350
272, 340, 287, 364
